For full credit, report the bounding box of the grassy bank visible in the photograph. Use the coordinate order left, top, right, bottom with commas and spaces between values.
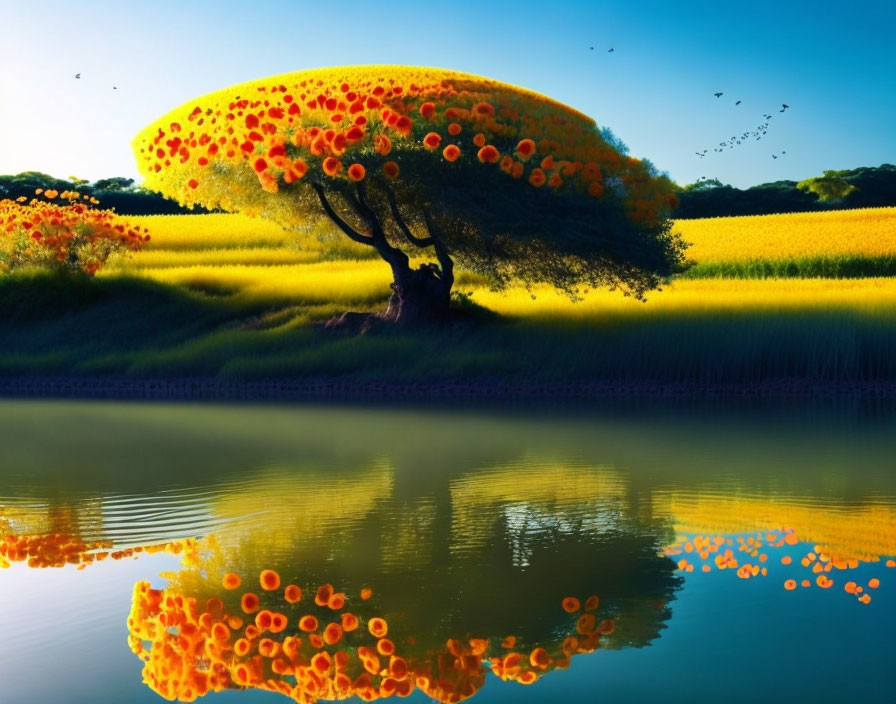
2, 207, 896, 396
2, 273, 895, 389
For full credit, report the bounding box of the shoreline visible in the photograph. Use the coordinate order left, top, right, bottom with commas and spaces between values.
1, 375, 895, 404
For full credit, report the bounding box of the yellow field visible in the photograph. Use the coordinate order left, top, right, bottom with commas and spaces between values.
676, 207, 896, 262
102, 207, 896, 318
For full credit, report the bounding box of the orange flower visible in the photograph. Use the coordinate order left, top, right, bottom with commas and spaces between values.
347, 163, 366, 182
255, 610, 274, 631
784, 579, 797, 591
500, 635, 516, 649
529, 168, 546, 187
587, 182, 604, 197
368, 617, 388, 638
423, 132, 442, 150
473, 133, 486, 148
442, 145, 461, 162
583, 162, 602, 181
596, 619, 614, 635
515, 139, 536, 160
499, 155, 514, 173
253, 158, 268, 174
868, 578, 880, 589
473, 101, 495, 117
309, 632, 324, 649
448, 122, 462, 136
341, 612, 359, 631
477, 145, 500, 163
188, 179, 199, 189
561, 597, 581, 613
519, 671, 538, 685
540, 155, 555, 171
383, 161, 400, 179
549, 173, 563, 188
511, 162, 524, 179
299, 615, 319, 632
374, 134, 392, 156
323, 622, 343, 645
419, 102, 436, 120
394, 115, 412, 135
234, 638, 251, 657
241, 593, 260, 614
360, 587, 373, 600
284, 584, 302, 603
322, 156, 342, 177
260, 569, 280, 591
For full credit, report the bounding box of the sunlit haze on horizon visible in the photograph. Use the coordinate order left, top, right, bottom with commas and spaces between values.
1, 0, 894, 189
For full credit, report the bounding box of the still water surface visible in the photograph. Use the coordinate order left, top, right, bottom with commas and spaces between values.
1, 399, 894, 703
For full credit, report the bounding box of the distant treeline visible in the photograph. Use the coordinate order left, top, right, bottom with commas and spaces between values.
0, 172, 210, 215
675, 164, 896, 218
4, 164, 895, 219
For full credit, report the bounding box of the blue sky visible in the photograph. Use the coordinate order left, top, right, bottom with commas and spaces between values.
1, 0, 894, 188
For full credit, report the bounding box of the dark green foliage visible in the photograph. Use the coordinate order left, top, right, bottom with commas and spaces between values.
681, 255, 896, 279
675, 164, 896, 217
0, 172, 210, 215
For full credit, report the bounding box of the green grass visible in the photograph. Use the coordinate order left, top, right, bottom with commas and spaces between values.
681, 255, 896, 279
2, 272, 895, 387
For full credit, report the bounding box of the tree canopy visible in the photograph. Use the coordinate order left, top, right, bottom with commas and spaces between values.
134, 66, 685, 324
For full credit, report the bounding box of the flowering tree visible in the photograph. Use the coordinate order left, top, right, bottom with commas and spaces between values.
134, 66, 684, 325
0, 191, 148, 275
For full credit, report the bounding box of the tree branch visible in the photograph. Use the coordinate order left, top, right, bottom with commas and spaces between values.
354, 182, 410, 274
311, 182, 374, 246
386, 185, 434, 248
424, 208, 454, 292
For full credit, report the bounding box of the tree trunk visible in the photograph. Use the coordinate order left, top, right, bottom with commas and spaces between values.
382, 263, 452, 326
312, 182, 454, 331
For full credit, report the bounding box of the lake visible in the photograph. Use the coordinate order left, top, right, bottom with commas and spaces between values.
1, 399, 894, 703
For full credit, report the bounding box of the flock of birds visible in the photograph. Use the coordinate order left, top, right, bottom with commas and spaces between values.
697, 93, 790, 162
584, 47, 791, 166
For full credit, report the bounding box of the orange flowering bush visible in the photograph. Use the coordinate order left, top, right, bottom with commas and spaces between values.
0, 191, 148, 275
134, 66, 684, 324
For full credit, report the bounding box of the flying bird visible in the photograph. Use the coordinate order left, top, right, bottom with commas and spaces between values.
714, 92, 723, 98
113, 86, 118, 90
589, 46, 594, 50
75, 73, 80, 79
608, 48, 614, 52
735, 100, 742, 105
772, 154, 778, 159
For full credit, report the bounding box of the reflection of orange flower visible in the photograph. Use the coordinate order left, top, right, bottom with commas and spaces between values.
284, 584, 302, 603
443, 145, 461, 162
347, 163, 366, 182
576, 613, 595, 634
341, 612, 359, 631
383, 161, 400, 179
323, 622, 343, 645
222, 573, 241, 590
368, 617, 388, 638
260, 569, 280, 591
529, 168, 546, 187
423, 132, 442, 150
561, 597, 581, 613
529, 647, 550, 669
241, 593, 259, 613
584, 595, 599, 611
